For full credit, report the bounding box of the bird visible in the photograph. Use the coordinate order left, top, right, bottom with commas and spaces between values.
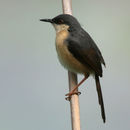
40, 14, 106, 123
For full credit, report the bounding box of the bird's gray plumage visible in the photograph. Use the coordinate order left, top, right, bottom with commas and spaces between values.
40, 14, 106, 123
66, 27, 105, 77
52, 14, 105, 77
53, 14, 106, 122
55, 14, 106, 122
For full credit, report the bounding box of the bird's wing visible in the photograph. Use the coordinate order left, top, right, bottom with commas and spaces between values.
66, 33, 106, 122
66, 36, 105, 77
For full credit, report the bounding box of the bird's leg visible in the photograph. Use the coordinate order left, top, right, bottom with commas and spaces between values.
65, 74, 89, 99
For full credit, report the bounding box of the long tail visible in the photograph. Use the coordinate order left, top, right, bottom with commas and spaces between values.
95, 74, 106, 123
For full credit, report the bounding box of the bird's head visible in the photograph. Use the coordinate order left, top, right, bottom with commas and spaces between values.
40, 14, 81, 33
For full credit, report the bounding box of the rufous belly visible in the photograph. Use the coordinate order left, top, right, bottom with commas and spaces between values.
55, 30, 90, 74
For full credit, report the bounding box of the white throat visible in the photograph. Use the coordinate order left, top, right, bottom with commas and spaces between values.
52, 24, 69, 33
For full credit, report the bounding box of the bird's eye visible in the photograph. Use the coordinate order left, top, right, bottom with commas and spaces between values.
58, 19, 64, 24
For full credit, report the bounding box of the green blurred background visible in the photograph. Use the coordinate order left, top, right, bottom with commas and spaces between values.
0, 0, 130, 129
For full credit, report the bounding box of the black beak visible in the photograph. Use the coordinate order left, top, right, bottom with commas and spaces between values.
40, 19, 53, 23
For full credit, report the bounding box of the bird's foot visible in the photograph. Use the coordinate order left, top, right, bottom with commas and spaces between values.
65, 91, 81, 101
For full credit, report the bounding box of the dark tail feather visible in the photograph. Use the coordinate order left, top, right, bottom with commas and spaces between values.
95, 74, 106, 123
